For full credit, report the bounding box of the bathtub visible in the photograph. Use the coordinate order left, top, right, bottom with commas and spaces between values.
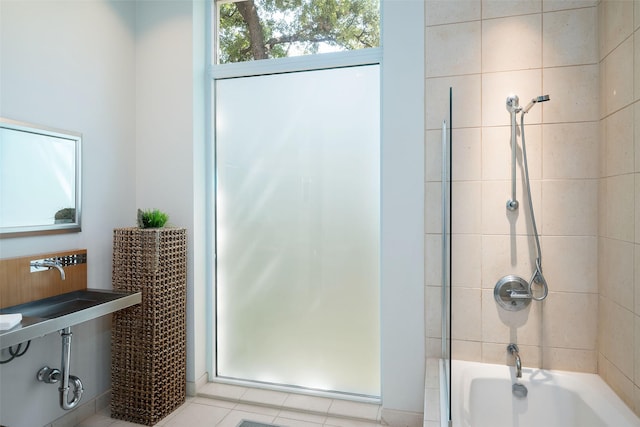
444, 359, 640, 427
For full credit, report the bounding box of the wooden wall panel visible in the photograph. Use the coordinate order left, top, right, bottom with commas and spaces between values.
0, 249, 87, 309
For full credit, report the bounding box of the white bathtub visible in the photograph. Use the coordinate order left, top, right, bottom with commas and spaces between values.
445, 359, 640, 427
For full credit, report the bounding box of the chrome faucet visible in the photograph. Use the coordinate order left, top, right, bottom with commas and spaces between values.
30, 259, 66, 280
508, 343, 522, 378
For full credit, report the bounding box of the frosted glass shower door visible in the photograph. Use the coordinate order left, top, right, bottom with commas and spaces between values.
215, 65, 380, 397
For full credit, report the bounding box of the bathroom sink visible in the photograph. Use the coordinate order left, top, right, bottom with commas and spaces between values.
1, 290, 130, 319
0, 289, 141, 348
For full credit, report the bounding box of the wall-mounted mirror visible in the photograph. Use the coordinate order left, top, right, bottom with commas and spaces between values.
0, 117, 82, 237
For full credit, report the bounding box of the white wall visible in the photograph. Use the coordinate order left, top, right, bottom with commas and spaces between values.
380, 0, 425, 422
134, 0, 207, 391
0, 1, 136, 426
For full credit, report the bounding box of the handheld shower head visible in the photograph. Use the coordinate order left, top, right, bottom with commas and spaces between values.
522, 94, 550, 114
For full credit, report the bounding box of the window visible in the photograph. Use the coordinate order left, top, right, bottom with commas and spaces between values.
210, 0, 383, 398
215, 65, 380, 395
216, 0, 379, 63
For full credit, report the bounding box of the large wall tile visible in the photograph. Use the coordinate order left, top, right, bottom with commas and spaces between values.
598, 179, 607, 237
426, 0, 481, 26
542, 347, 597, 373
601, 237, 635, 311
542, 122, 599, 179
425, 234, 442, 287
481, 179, 542, 236
541, 235, 597, 293
425, 129, 443, 182
543, 7, 598, 67
481, 126, 511, 180
543, 292, 597, 350
543, 65, 599, 123
605, 301, 635, 379
426, 21, 481, 77
481, 124, 542, 181
636, 176, 640, 244
481, 289, 542, 345
603, 36, 634, 115
635, 314, 640, 385
543, 0, 597, 12
482, 14, 542, 73
605, 106, 635, 176
451, 234, 482, 287
452, 287, 482, 341
604, 355, 637, 411
482, 69, 542, 127
633, 31, 640, 101
482, 0, 541, 19
606, 174, 636, 242
452, 127, 482, 181
601, 0, 634, 57
452, 181, 482, 234
425, 182, 442, 234
425, 74, 481, 130
636, 104, 640, 173
425, 285, 443, 338
482, 342, 541, 368
451, 340, 482, 361
541, 179, 598, 235
635, 244, 640, 314
481, 235, 537, 289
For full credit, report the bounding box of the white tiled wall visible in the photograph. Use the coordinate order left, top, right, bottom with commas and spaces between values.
424, 0, 639, 423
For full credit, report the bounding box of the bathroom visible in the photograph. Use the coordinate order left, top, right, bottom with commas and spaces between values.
0, 0, 638, 426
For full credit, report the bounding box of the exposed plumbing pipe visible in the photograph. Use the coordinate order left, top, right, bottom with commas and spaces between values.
59, 327, 83, 409
36, 327, 83, 410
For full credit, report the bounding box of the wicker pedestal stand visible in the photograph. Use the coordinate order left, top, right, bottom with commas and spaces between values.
110, 227, 187, 426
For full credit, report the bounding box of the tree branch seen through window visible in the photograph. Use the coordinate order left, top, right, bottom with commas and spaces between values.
218, 0, 380, 63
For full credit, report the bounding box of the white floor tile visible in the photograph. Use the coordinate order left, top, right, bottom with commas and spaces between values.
241, 388, 289, 407
327, 400, 380, 421
277, 409, 327, 424
162, 402, 231, 426
274, 416, 324, 427
324, 417, 383, 427
217, 410, 277, 427
75, 391, 384, 427
282, 394, 333, 414
199, 382, 249, 401
235, 402, 282, 417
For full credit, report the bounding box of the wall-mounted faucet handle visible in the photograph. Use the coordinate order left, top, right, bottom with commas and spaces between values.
30, 259, 66, 280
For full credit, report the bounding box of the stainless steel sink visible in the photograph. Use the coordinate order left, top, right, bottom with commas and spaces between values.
0, 289, 141, 348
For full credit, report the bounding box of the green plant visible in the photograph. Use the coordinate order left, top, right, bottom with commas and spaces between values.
137, 208, 169, 228
55, 207, 75, 220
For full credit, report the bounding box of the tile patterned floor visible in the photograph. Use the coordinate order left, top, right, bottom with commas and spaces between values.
75, 384, 384, 427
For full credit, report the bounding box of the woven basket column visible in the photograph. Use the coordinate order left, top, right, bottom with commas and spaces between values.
110, 227, 187, 426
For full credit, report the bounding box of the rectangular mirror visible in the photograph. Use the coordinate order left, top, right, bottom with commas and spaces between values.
0, 117, 82, 237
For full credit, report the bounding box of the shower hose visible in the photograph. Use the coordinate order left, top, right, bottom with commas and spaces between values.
520, 112, 549, 301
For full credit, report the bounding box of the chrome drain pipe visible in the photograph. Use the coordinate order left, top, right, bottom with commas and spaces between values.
36, 327, 84, 410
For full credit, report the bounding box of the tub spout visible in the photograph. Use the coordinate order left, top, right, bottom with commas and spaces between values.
508, 343, 522, 378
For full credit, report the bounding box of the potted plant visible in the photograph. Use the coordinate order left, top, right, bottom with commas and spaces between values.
54, 207, 75, 224
110, 208, 186, 425
136, 208, 169, 228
